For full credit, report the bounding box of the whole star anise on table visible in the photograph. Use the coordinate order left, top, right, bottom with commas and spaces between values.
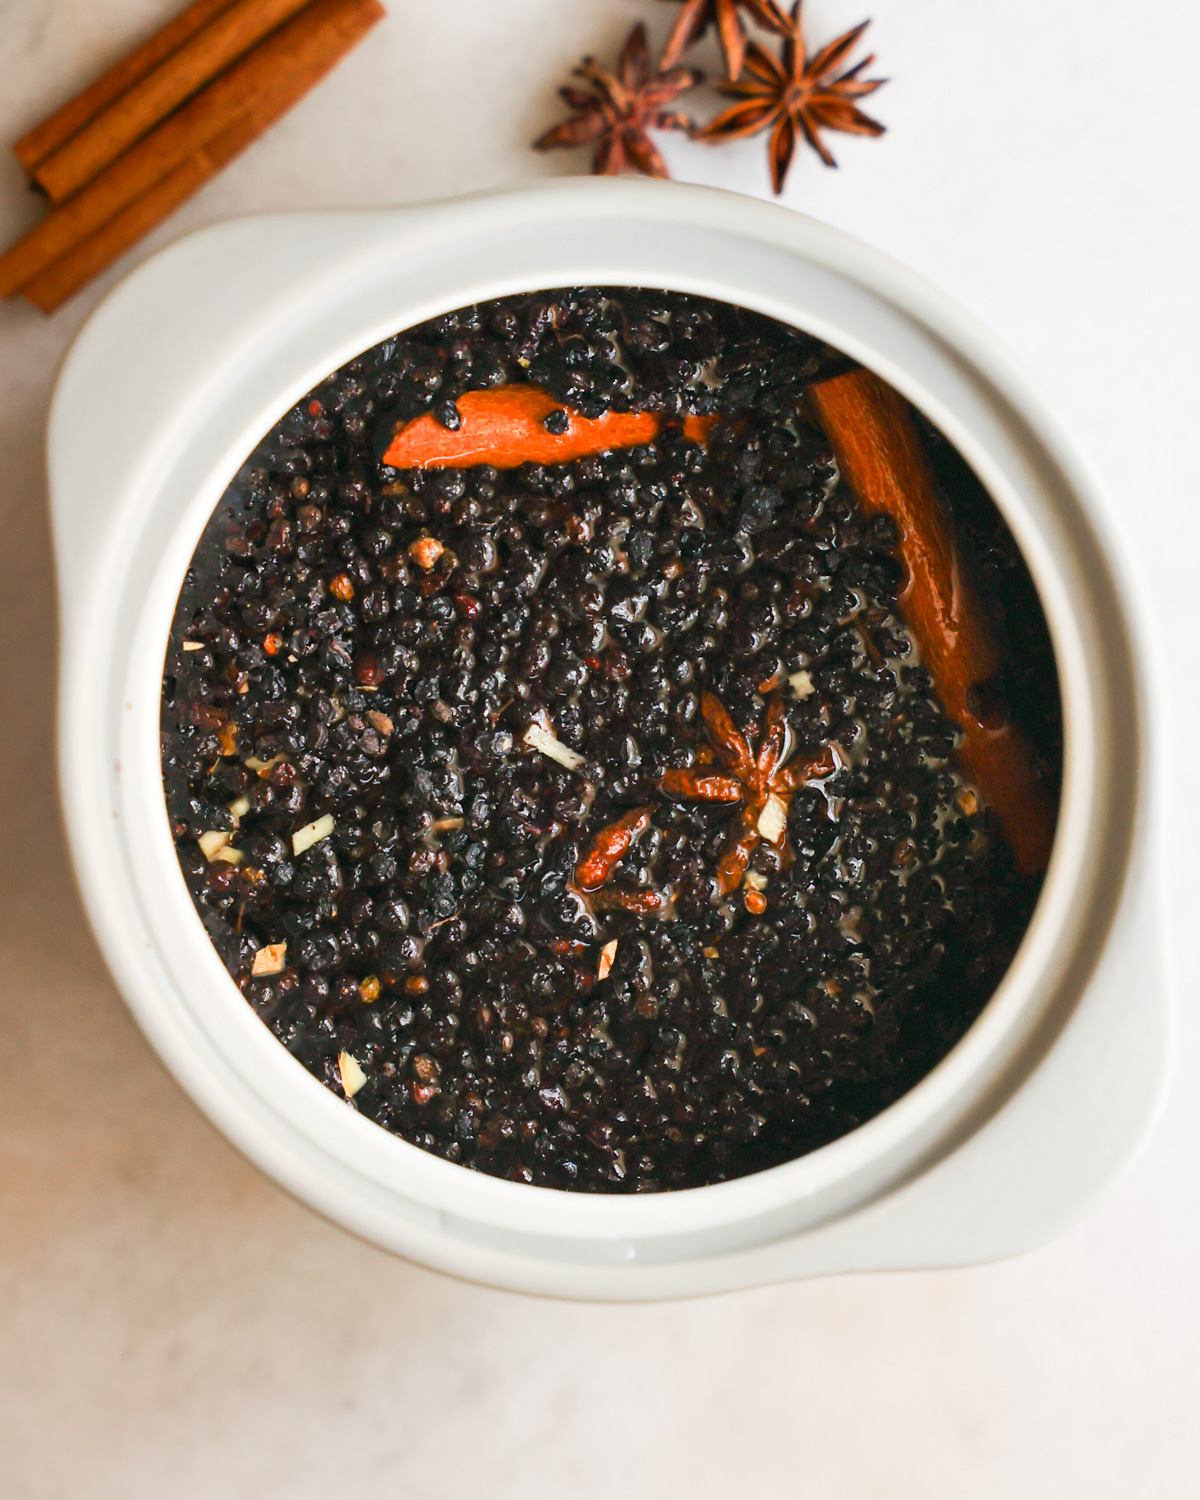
694, 0, 886, 193
660, 691, 840, 903
534, 22, 701, 178
658, 0, 789, 81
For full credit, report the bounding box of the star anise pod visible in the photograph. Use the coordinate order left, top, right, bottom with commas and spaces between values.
660, 692, 840, 902
534, 22, 701, 179
658, 0, 790, 81
694, 0, 886, 193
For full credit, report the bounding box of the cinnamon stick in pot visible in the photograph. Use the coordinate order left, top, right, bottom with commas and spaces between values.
809, 368, 1056, 876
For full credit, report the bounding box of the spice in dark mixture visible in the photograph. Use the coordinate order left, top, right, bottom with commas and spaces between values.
160, 287, 1061, 1192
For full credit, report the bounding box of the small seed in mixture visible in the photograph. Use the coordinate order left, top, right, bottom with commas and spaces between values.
409, 535, 445, 571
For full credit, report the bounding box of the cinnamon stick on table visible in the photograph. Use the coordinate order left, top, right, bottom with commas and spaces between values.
809, 369, 1057, 876
0, 0, 383, 301
31, 0, 318, 204
13, 0, 238, 173
21, 2, 381, 314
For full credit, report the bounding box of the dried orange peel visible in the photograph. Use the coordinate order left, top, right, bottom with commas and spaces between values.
381, 384, 716, 470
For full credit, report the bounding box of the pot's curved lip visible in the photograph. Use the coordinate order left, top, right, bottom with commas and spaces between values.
50, 179, 1146, 1260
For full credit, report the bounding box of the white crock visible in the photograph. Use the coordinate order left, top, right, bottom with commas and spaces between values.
48, 179, 1173, 1299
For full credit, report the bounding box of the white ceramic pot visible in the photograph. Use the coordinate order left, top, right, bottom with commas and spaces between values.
49, 179, 1172, 1299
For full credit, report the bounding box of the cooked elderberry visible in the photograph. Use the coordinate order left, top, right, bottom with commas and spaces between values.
161, 287, 1060, 1193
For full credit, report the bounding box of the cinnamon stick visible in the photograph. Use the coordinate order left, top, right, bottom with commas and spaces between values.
21, 6, 379, 315
0, 0, 383, 301
380, 387, 717, 469
13, 0, 238, 173
809, 368, 1056, 875
32, 0, 318, 204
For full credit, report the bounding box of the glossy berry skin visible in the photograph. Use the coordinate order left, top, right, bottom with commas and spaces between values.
161, 286, 1058, 1193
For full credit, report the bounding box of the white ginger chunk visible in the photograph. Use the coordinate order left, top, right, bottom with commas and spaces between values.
292, 813, 335, 857
198, 830, 231, 861
597, 940, 618, 980
338, 1051, 367, 1097
757, 793, 788, 844
251, 942, 287, 977
522, 722, 584, 771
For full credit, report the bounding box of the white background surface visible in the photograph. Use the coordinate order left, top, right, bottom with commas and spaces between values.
0, 1, 1196, 1494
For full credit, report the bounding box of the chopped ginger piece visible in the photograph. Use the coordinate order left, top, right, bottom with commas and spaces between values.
338, 1051, 367, 1097
198, 830, 231, 861
756, 793, 788, 844
245, 753, 284, 778
251, 942, 287, 976
292, 814, 335, 857
522, 721, 584, 771
597, 939, 618, 980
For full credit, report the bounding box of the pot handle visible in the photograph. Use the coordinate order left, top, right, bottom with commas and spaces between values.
46, 208, 424, 617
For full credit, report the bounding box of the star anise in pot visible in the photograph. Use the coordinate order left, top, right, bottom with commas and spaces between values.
694, 0, 886, 193
658, 0, 790, 81
534, 22, 701, 178
660, 691, 841, 905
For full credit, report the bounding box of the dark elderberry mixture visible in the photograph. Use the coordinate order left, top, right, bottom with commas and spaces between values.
161, 287, 1060, 1193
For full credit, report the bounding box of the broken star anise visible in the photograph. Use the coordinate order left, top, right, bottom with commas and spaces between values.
658, 0, 789, 81
660, 691, 840, 901
534, 22, 701, 179
572, 804, 668, 915
694, 0, 886, 193
575, 805, 654, 891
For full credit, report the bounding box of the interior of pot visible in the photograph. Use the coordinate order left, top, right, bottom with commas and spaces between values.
156, 282, 1064, 1201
